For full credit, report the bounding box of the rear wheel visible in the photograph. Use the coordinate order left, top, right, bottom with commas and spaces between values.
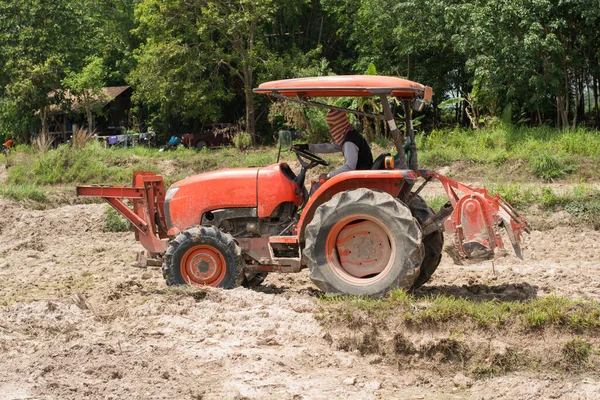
409, 195, 444, 290
304, 189, 424, 297
195, 141, 207, 151
163, 226, 244, 288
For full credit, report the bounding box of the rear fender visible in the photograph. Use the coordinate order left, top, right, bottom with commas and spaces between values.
297, 170, 417, 240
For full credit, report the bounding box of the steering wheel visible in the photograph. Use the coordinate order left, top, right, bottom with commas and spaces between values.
291, 147, 329, 167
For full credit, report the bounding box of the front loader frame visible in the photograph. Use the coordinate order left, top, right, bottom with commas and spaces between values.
77, 171, 169, 254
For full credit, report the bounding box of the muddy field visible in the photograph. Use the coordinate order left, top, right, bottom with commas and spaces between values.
1, 192, 600, 399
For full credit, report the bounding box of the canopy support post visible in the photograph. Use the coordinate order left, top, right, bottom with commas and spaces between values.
404, 100, 418, 172
379, 94, 407, 169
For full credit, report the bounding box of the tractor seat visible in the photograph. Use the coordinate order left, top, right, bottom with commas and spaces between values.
371, 152, 391, 170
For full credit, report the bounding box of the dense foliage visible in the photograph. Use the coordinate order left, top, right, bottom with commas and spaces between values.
0, 0, 599, 142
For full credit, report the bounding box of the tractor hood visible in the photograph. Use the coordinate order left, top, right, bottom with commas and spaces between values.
165, 168, 259, 232
165, 164, 302, 234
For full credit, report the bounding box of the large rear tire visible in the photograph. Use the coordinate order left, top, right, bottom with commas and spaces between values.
409, 195, 444, 290
304, 189, 424, 297
163, 226, 244, 288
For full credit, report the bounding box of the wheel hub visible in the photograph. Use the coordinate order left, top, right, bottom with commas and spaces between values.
181, 245, 226, 286
330, 219, 392, 279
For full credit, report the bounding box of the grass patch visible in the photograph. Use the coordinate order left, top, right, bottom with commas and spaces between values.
529, 152, 575, 181
416, 126, 600, 177
7, 126, 600, 188
319, 290, 600, 333
317, 291, 600, 376
104, 205, 131, 232
0, 183, 48, 202
484, 183, 600, 224
6, 141, 295, 186
424, 195, 449, 212
563, 338, 594, 365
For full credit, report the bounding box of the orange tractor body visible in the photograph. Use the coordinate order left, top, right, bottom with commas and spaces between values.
77, 75, 529, 296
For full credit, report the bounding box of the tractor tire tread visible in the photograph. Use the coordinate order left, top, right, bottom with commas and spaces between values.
408, 195, 444, 290
304, 188, 424, 297
162, 225, 244, 289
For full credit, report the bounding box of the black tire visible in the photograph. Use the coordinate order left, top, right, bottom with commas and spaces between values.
195, 141, 207, 151
304, 189, 424, 297
163, 226, 244, 289
409, 195, 444, 290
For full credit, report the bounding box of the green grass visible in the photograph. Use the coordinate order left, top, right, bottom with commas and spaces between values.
0, 183, 48, 202
423, 183, 600, 224
563, 338, 594, 364
319, 290, 600, 333
104, 205, 131, 232
5, 141, 288, 186
424, 195, 449, 212
415, 126, 600, 178
529, 152, 575, 181
318, 291, 600, 376
5, 125, 600, 187
485, 183, 600, 223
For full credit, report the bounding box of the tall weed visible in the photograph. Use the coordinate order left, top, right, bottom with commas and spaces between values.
529, 152, 574, 181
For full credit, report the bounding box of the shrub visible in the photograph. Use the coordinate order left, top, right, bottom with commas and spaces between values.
529, 152, 574, 181
34, 131, 53, 153
233, 131, 253, 150
72, 127, 94, 148
104, 205, 130, 232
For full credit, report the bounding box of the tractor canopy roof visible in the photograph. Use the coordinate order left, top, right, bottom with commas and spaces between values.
254, 75, 432, 102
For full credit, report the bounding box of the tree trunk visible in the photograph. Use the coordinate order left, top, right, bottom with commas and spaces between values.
594, 74, 599, 129
85, 96, 94, 132
244, 67, 255, 145
573, 74, 581, 129
560, 58, 570, 129
586, 72, 591, 117
362, 116, 373, 142
579, 70, 585, 122
40, 107, 48, 135
244, 20, 256, 145
557, 96, 569, 129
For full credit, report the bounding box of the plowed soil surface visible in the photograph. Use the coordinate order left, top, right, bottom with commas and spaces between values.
1, 198, 599, 399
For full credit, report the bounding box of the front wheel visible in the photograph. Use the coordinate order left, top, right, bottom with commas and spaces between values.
195, 141, 207, 151
162, 226, 244, 288
304, 189, 424, 297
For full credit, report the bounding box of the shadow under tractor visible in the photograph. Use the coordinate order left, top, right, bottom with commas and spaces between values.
77, 75, 529, 297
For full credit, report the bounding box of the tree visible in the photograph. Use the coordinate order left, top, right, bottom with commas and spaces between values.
197, 0, 277, 143
0, 0, 136, 140
0, 0, 90, 138
129, 0, 233, 136
62, 56, 107, 131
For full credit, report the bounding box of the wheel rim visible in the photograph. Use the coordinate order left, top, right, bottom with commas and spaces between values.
325, 214, 395, 286
180, 244, 227, 286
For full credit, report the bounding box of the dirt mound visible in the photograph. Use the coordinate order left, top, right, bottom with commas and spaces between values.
1, 199, 599, 399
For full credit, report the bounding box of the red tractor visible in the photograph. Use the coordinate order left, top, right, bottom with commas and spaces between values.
77, 76, 529, 296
